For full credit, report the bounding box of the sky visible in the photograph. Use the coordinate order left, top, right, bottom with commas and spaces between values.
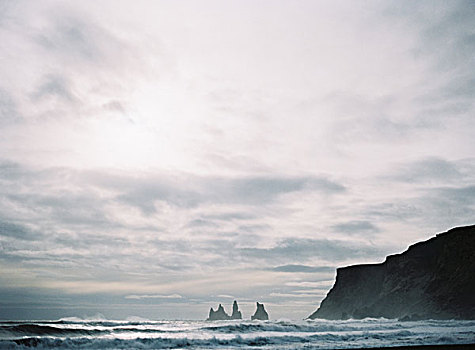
0, 0, 474, 320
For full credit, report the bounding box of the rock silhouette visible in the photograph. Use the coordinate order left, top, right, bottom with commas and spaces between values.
207, 304, 230, 321
308, 225, 475, 320
251, 302, 269, 320
231, 300, 242, 319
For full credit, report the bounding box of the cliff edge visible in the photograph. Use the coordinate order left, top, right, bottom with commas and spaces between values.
308, 225, 475, 320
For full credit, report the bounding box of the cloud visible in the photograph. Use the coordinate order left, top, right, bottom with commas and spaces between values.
91, 173, 345, 213
271, 265, 334, 273
416, 185, 475, 228
0, 155, 472, 319
331, 221, 380, 234
0, 160, 30, 181
269, 292, 325, 298
0, 220, 38, 241
0, 89, 20, 125
240, 238, 383, 264
216, 294, 234, 299
408, 2, 475, 127
202, 212, 256, 221
33, 8, 135, 68
435, 185, 475, 205
35, 16, 101, 62
317, 1, 475, 159
124, 294, 182, 300
285, 281, 334, 288
391, 157, 462, 183
31, 74, 77, 103
408, 1, 475, 72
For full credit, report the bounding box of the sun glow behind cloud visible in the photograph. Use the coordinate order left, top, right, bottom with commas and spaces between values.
85, 116, 158, 169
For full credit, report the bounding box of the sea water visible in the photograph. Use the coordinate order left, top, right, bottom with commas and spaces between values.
0, 318, 474, 349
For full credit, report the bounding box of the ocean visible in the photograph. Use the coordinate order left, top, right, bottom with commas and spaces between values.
0, 318, 474, 349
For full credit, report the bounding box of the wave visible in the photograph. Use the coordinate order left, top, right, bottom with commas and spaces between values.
1, 319, 473, 349
54, 319, 167, 328
1, 336, 303, 349
203, 319, 405, 333
0, 324, 179, 338
0, 324, 106, 337
2, 332, 473, 350
0, 334, 396, 349
58, 314, 107, 322
2, 319, 472, 337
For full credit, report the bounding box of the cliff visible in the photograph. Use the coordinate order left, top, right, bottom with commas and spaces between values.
308, 225, 475, 320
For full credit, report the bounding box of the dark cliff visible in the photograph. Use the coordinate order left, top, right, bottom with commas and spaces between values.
308, 225, 475, 320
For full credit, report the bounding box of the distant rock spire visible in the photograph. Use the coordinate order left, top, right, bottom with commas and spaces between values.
231, 300, 242, 319
206, 303, 231, 321
251, 302, 269, 320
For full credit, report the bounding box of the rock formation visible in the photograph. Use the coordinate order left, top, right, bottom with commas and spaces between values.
207, 304, 230, 321
230, 300, 242, 319
308, 225, 475, 320
251, 302, 269, 320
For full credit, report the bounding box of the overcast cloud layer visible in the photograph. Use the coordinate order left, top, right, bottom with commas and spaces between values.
0, 0, 474, 320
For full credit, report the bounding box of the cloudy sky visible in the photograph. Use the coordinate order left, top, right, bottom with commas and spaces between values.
0, 0, 474, 320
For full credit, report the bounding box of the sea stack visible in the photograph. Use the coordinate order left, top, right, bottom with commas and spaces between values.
230, 300, 242, 319
207, 304, 230, 321
251, 302, 269, 320
308, 225, 475, 320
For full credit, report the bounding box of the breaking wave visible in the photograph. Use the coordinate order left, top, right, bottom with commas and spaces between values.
0, 324, 106, 337
203, 319, 406, 333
